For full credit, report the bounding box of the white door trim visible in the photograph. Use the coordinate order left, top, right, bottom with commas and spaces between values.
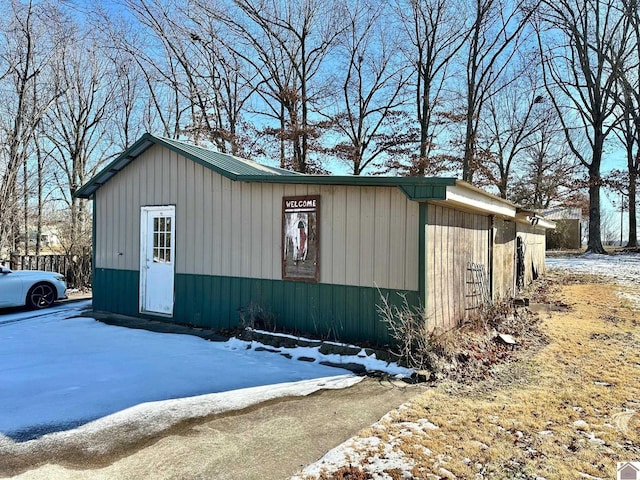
139, 205, 176, 316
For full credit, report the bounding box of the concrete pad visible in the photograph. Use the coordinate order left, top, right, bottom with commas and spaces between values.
5, 378, 423, 480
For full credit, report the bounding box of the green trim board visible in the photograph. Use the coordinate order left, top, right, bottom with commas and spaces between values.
92, 200, 96, 291
418, 202, 428, 306
93, 268, 420, 346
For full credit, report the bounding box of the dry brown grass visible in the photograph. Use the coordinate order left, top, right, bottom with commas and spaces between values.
341, 278, 640, 479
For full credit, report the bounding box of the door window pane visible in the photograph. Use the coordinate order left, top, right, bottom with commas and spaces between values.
152, 214, 173, 264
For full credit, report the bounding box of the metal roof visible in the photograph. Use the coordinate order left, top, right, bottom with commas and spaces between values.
74, 133, 546, 223
75, 133, 460, 200
541, 207, 582, 221
74, 133, 296, 198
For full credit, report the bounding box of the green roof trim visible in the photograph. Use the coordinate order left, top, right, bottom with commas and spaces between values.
74, 133, 295, 198
74, 132, 457, 200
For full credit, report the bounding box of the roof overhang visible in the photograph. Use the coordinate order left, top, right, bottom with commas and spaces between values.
516, 208, 556, 229
75, 136, 157, 198
74, 134, 554, 232
442, 182, 516, 218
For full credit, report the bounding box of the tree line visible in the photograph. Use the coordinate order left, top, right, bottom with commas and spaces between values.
0, 0, 638, 258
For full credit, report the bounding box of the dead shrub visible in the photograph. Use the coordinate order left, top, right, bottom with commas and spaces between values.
377, 292, 456, 374
378, 291, 547, 382
238, 301, 276, 334
318, 465, 372, 480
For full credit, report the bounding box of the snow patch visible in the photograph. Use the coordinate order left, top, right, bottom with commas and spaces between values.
0, 303, 359, 443
546, 254, 640, 307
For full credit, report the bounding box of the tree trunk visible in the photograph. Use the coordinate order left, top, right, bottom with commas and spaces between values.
462, 108, 475, 182
628, 168, 638, 247
586, 169, 606, 253
280, 104, 286, 169
35, 143, 43, 255
417, 69, 429, 177
23, 156, 29, 255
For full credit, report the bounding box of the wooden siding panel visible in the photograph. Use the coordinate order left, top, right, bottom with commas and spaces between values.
220, 177, 232, 277
95, 189, 106, 268
240, 182, 252, 278
202, 168, 214, 275
175, 150, 187, 273
259, 183, 273, 279
405, 201, 419, 291
516, 223, 546, 286
210, 172, 222, 275
272, 184, 285, 280
194, 160, 206, 275
425, 204, 492, 330
229, 181, 242, 277
388, 190, 406, 290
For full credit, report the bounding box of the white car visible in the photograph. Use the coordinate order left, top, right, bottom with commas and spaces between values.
0, 266, 67, 309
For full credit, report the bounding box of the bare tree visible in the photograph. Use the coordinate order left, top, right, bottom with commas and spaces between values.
107, 47, 147, 151
222, 0, 346, 172
509, 105, 579, 209
537, 0, 633, 253
328, 1, 412, 175
459, 0, 536, 183
0, 0, 63, 256
609, 0, 639, 247
393, 0, 467, 176
101, 0, 191, 140
122, 0, 257, 154
46, 29, 118, 257
480, 62, 547, 198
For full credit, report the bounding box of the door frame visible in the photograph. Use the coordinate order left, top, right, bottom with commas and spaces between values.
139, 205, 176, 316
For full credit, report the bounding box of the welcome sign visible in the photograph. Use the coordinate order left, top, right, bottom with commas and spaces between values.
282, 195, 319, 282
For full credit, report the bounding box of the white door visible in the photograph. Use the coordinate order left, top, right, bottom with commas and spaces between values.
140, 206, 175, 316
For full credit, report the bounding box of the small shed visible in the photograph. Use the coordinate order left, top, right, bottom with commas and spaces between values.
76, 133, 553, 345
542, 207, 582, 249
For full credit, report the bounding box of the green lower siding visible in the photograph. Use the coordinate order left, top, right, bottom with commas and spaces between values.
93, 268, 420, 345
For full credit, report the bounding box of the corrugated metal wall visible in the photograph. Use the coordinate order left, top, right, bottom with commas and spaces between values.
94, 144, 419, 291
425, 204, 490, 329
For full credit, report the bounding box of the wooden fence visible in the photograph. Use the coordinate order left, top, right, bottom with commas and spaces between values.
1, 253, 92, 289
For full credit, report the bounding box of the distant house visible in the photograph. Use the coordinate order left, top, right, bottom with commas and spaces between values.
75, 133, 554, 345
542, 207, 582, 250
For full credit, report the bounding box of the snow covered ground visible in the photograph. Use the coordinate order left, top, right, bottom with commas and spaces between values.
547, 252, 640, 307
0, 300, 363, 445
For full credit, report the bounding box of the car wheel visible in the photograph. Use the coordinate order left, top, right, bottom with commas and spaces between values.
27, 283, 56, 309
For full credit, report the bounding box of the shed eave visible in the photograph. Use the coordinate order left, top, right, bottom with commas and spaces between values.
74, 132, 291, 199
74, 134, 158, 199
444, 184, 516, 217
537, 219, 556, 229
515, 210, 555, 229
236, 174, 457, 189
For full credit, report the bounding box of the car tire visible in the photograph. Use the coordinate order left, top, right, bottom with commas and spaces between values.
26, 282, 56, 309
